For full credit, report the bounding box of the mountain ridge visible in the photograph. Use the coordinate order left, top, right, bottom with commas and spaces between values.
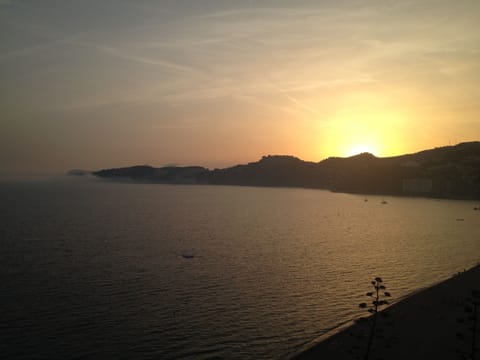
87, 142, 480, 199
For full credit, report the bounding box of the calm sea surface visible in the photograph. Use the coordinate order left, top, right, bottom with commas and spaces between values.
1, 178, 480, 359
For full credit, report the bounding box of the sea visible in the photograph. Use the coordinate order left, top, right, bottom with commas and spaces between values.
1, 177, 479, 359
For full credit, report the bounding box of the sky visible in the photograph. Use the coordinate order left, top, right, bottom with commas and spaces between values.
1, 0, 480, 174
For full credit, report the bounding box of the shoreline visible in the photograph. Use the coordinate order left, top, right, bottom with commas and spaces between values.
291, 264, 480, 359
76, 175, 480, 202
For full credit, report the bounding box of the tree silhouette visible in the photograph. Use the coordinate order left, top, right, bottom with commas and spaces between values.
358, 277, 391, 360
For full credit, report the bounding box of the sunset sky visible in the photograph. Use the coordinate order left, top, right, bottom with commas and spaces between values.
1, 0, 479, 174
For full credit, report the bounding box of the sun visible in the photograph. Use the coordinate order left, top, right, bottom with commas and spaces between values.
317, 104, 409, 159
345, 143, 378, 157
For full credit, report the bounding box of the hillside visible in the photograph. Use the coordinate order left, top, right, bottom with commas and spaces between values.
199, 155, 326, 188
90, 142, 480, 199
93, 165, 208, 184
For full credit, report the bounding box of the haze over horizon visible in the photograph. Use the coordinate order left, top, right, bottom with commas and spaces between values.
1, 0, 480, 175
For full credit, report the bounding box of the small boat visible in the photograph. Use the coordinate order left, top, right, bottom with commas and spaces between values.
364, 198, 368, 202
181, 254, 194, 259
381, 200, 388, 204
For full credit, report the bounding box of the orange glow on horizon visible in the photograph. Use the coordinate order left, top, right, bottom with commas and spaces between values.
310, 98, 410, 160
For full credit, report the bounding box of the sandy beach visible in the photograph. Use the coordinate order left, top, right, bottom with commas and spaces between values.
293, 265, 480, 360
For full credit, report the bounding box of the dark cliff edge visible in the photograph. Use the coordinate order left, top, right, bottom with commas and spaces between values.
89, 142, 480, 199
93, 165, 208, 184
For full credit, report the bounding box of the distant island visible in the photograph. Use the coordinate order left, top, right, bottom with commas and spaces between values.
81, 142, 480, 200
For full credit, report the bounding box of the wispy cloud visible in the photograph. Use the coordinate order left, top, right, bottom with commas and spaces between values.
0, 40, 58, 61
66, 39, 200, 75
268, 77, 321, 116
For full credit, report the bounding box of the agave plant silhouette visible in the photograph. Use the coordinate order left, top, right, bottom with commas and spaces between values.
358, 277, 391, 360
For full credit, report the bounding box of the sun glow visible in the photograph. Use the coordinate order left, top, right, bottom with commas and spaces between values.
315, 100, 409, 159
345, 143, 379, 157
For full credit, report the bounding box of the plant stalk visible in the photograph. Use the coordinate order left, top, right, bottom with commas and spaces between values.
364, 284, 379, 360
472, 302, 478, 360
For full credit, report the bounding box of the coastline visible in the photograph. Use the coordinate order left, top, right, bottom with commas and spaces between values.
90, 175, 480, 202
292, 264, 480, 360
88, 142, 480, 201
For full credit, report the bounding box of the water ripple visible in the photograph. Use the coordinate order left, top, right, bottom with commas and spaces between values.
1, 182, 479, 359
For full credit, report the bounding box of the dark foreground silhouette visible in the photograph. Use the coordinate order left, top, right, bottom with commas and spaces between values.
292, 265, 480, 360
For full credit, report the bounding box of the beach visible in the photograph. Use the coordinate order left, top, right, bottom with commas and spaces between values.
293, 265, 480, 360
